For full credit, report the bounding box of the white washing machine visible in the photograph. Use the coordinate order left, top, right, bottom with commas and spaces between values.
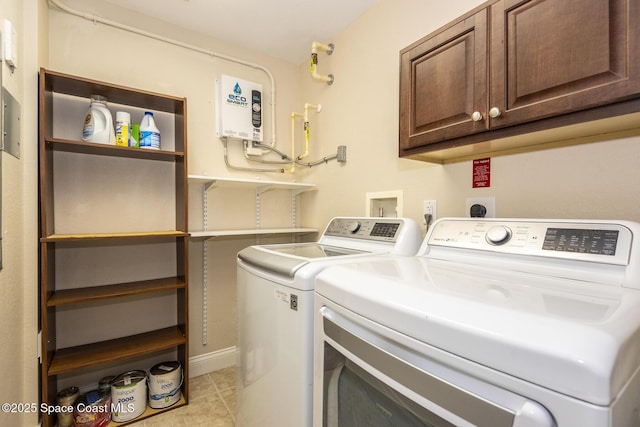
236, 217, 422, 427
314, 218, 640, 427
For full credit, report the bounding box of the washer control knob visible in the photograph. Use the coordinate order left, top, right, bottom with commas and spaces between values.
348, 221, 361, 233
486, 226, 512, 245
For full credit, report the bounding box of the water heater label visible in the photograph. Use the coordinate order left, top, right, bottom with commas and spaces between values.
216, 74, 263, 142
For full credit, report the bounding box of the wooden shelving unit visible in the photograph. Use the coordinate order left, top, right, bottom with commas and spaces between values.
38, 69, 189, 427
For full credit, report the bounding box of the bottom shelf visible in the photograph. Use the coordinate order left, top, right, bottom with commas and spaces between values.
49, 326, 187, 375
107, 395, 187, 426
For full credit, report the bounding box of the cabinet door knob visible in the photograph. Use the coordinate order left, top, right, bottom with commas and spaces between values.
488, 107, 502, 118
471, 111, 483, 122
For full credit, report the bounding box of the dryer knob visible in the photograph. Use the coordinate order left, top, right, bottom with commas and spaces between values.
486, 226, 512, 245
348, 221, 361, 233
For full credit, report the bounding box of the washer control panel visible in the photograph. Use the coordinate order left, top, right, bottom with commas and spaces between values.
324, 217, 404, 242
427, 219, 633, 266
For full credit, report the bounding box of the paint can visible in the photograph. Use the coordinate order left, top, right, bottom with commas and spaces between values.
147, 361, 183, 409
110, 370, 147, 422
56, 386, 79, 427
97, 375, 115, 398
72, 389, 111, 427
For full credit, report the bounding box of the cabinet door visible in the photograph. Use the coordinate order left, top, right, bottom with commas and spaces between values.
490, 0, 640, 128
399, 9, 488, 151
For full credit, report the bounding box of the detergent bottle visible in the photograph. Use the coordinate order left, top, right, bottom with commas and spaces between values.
82, 95, 115, 144
139, 111, 160, 150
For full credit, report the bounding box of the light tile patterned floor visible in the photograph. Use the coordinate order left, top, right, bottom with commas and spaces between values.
129, 367, 236, 426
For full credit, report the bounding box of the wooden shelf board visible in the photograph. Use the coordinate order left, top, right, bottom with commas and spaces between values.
44, 69, 185, 113
41, 230, 188, 242
107, 396, 187, 426
44, 137, 184, 161
189, 228, 318, 239
47, 277, 187, 306
48, 326, 186, 376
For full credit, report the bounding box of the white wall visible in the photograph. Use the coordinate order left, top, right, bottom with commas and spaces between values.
0, 0, 46, 426
297, 0, 640, 231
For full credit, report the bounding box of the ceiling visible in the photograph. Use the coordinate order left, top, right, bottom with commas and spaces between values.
99, 0, 380, 64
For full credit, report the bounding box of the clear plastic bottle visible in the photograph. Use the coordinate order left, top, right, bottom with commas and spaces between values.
82, 95, 115, 144
139, 111, 160, 150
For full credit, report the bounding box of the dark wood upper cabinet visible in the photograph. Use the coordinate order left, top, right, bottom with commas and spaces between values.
400, 0, 640, 163
399, 9, 488, 146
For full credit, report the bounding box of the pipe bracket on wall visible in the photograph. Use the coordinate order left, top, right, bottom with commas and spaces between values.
310, 41, 335, 85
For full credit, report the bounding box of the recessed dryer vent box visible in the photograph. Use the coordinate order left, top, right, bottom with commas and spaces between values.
366, 190, 403, 218
216, 74, 263, 142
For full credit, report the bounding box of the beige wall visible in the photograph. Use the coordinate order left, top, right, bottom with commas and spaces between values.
298, 0, 640, 231
46, 0, 306, 367
0, 0, 46, 426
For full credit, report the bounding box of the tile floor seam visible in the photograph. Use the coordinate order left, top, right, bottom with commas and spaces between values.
211, 379, 236, 422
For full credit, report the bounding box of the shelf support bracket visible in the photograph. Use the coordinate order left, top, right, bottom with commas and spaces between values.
203, 180, 217, 192
201, 185, 209, 346
256, 184, 274, 195
255, 189, 262, 230
291, 191, 297, 229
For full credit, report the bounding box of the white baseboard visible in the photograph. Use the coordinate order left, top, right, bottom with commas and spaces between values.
189, 346, 237, 378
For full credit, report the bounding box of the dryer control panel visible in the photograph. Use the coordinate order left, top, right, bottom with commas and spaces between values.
426, 218, 634, 266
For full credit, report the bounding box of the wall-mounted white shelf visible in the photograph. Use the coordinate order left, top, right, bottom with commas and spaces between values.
190, 228, 318, 239
188, 175, 317, 238
188, 175, 316, 193
188, 175, 317, 346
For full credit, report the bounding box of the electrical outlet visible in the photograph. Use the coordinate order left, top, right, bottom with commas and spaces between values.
466, 197, 495, 218
423, 200, 437, 224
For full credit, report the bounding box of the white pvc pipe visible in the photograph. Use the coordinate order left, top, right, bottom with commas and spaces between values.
311, 41, 334, 54
48, 0, 278, 146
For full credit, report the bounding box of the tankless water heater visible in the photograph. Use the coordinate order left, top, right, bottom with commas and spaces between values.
216, 74, 263, 142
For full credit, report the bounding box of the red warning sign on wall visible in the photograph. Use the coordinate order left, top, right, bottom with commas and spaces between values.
472, 158, 491, 188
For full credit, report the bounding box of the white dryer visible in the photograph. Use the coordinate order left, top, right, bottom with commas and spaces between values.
236, 217, 422, 427
314, 218, 640, 427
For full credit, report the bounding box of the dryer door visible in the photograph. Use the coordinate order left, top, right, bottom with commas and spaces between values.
318, 305, 556, 427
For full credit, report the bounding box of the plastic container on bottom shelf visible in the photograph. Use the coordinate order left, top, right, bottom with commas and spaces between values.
139, 111, 160, 150
72, 390, 111, 427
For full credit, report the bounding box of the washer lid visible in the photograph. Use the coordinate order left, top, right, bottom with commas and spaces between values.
315, 256, 640, 406
238, 244, 370, 277
261, 243, 368, 258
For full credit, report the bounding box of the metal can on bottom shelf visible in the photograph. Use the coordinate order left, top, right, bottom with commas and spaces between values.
148, 361, 183, 409
110, 370, 147, 422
